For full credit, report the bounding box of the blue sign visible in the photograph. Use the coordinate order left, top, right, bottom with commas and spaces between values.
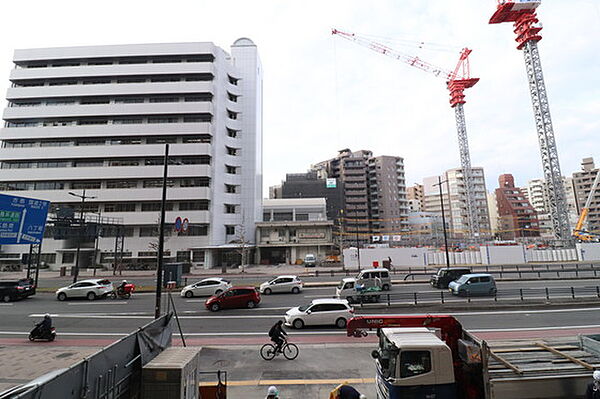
0, 194, 50, 245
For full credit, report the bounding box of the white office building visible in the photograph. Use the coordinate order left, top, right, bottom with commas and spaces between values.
0, 40, 262, 270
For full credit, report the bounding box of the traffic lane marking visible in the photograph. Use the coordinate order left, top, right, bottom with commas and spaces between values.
0, 303, 14, 306
67, 302, 128, 306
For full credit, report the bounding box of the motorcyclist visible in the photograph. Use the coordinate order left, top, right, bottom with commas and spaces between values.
265, 385, 279, 399
268, 320, 287, 353
117, 280, 127, 295
36, 314, 52, 336
586, 370, 600, 399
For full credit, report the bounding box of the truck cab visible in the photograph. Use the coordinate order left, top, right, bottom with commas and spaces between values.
372, 327, 457, 398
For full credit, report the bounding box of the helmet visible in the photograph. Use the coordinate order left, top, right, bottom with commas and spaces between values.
122, 280, 127, 284
359, 395, 367, 399
44, 313, 50, 319
594, 370, 600, 380
267, 386, 278, 395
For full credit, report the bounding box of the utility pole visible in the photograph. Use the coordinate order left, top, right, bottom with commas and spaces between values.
434, 176, 451, 268
155, 144, 169, 319
68, 189, 97, 283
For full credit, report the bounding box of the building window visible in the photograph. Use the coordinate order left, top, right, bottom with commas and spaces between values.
227, 93, 238, 102
178, 225, 208, 236
71, 181, 102, 189
147, 137, 177, 144
179, 201, 209, 211
139, 226, 157, 237
104, 203, 136, 213
226, 147, 238, 156
227, 129, 238, 138
62, 253, 75, 264
228, 75, 239, 85
148, 117, 179, 124
192, 250, 205, 262
225, 204, 237, 214
176, 251, 191, 262
225, 225, 236, 235
106, 180, 138, 189
226, 165, 238, 174
143, 179, 174, 188
227, 110, 238, 120
182, 135, 211, 143
141, 202, 174, 212
225, 184, 238, 194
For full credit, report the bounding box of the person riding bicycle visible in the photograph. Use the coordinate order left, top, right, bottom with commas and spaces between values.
268, 320, 287, 353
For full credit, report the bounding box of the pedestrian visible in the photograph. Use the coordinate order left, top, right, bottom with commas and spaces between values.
387, 256, 393, 272
329, 383, 366, 399
265, 385, 279, 399
586, 370, 600, 399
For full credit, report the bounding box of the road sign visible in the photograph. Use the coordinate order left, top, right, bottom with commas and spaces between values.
182, 218, 189, 233
174, 216, 183, 232
326, 178, 337, 188
0, 194, 49, 245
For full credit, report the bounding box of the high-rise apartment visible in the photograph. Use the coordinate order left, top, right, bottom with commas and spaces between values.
572, 157, 600, 235
423, 167, 491, 240
494, 174, 539, 240
313, 149, 408, 243
407, 184, 424, 212
0, 40, 262, 269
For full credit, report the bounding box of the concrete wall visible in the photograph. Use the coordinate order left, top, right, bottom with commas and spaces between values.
577, 243, 600, 261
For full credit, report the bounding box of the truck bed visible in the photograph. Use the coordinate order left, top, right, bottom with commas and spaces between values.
484, 335, 600, 398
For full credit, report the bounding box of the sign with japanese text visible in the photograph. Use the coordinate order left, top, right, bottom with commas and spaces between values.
0, 194, 50, 244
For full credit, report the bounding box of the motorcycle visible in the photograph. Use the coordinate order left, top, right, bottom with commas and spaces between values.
110, 283, 135, 299
29, 324, 56, 342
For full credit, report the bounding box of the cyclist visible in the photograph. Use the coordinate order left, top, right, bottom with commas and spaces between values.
268, 320, 287, 353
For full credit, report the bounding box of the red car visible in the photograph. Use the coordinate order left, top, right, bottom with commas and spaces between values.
205, 286, 261, 312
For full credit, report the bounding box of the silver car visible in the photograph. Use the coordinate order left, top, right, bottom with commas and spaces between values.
180, 277, 231, 298
259, 275, 303, 295
56, 279, 113, 301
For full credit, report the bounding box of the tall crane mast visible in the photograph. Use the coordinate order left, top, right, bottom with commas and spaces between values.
332, 29, 482, 240
489, 0, 571, 242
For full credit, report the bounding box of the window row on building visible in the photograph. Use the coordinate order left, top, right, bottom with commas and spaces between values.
1, 155, 212, 169
5, 114, 215, 127
16, 54, 216, 68
3, 135, 213, 148
12, 74, 214, 88
9, 93, 215, 107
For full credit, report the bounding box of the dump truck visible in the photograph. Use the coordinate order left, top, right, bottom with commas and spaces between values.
347, 315, 600, 398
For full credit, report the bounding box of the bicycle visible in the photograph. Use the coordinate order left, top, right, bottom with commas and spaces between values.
260, 338, 299, 360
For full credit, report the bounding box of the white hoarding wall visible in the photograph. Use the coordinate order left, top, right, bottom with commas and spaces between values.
576, 243, 600, 261
480, 245, 527, 265
343, 247, 428, 268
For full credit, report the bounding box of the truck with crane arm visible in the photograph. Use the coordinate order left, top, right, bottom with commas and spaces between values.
573, 171, 600, 242
346, 315, 600, 398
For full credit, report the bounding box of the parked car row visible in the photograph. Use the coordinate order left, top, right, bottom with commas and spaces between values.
430, 267, 497, 297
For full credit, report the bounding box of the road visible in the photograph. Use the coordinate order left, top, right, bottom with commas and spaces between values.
2, 278, 600, 343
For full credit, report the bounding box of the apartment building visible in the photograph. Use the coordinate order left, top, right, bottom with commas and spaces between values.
572, 157, 600, 235
312, 149, 408, 244
524, 176, 578, 238
407, 184, 424, 212
423, 167, 491, 240
494, 174, 539, 240
0, 40, 263, 269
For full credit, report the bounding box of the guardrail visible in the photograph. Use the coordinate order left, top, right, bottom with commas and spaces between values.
349, 285, 600, 307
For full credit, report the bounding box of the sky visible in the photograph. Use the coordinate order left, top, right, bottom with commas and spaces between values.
0, 0, 598, 196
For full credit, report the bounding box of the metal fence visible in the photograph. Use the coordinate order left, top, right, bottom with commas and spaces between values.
350, 285, 600, 307
1, 314, 173, 399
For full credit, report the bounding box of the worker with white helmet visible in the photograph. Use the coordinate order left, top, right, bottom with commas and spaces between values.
265, 385, 279, 399
586, 370, 600, 399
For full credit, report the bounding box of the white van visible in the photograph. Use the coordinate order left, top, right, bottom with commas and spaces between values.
356, 268, 392, 291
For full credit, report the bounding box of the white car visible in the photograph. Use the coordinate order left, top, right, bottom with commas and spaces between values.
259, 275, 303, 295
180, 277, 231, 298
56, 279, 113, 301
285, 298, 354, 329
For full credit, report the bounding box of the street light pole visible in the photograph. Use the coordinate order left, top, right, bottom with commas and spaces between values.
68, 189, 97, 283
155, 144, 169, 319
434, 176, 451, 268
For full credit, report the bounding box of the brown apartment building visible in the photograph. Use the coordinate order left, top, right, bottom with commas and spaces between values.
495, 174, 540, 240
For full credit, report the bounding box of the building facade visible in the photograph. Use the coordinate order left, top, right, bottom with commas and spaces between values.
494, 174, 540, 240
572, 157, 600, 235
278, 171, 344, 221
257, 198, 334, 264
407, 184, 424, 212
0, 40, 263, 270
312, 149, 408, 245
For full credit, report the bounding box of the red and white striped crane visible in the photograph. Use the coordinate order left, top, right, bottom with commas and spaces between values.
332, 28, 482, 240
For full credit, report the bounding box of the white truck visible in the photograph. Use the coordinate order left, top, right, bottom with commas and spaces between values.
347, 315, 600, 398
336, 277, 382, 303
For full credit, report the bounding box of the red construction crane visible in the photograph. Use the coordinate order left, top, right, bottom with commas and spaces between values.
332, 29, 482, 239
489, 0, 571, 242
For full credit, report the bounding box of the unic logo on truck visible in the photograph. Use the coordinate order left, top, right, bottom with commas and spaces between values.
366, 319, 385, 325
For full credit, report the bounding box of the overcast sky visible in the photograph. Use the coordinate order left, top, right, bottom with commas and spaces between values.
1, 0, 598, 195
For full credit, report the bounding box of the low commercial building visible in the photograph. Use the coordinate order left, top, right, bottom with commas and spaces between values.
256, 198, 334, 265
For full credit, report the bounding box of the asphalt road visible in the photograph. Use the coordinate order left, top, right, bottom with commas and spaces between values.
1, 280, 600, 341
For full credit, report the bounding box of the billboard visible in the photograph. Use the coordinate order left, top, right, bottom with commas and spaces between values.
326, 178, 337, 188
0, 194, 50, 245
